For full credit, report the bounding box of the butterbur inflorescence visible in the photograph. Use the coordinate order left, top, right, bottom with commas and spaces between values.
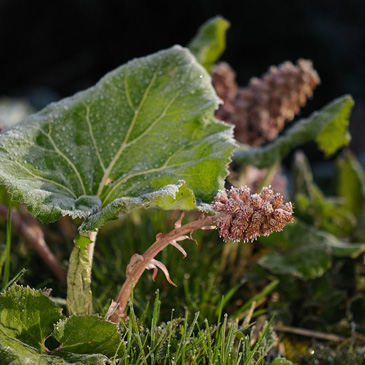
212, 59, 320, 146
211, 62, 238, 120
109, 185, 294, 321
211, 186, 294, 242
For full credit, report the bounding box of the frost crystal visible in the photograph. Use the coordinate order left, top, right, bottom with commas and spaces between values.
211, 186, 294, 242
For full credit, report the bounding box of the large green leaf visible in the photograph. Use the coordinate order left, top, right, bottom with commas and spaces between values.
0, 46, 235, 228
188, 16, 230, 72
234, 95, 353, 168
0, 98, 34, 207
0, 285, 62, 363
80, 180, 195, 232
0, 285, 121, 364
52, 315, 122, 359
259, 220, 365, 279
0, 342, 108, 365
0, 285, 63, 352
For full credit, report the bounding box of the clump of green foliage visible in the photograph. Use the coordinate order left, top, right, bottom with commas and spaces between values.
0, 15, 362, 364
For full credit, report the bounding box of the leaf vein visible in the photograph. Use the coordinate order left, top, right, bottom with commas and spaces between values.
125, 89, 183, 149
103, 150, 202, 203
124, 62, 193, 149
12, 161, 77, 198
97, 68, 159, 196
124, 76, 135, 111
40, 129, 87, 195
84, 102, 106, 172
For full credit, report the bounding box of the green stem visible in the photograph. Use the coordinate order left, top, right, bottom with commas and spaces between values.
66, 231, 97, 315
87, 231, 97, 266
2, 201, 12, 289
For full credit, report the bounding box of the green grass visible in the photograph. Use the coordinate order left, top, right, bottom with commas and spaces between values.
110, 290, 277, 364
2, 205, 365, 363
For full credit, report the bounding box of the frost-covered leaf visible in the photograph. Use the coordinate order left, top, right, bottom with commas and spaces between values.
0, 98, 34, 207
0, 46, 235, 226
0, 285, 63, 363
188, 16, 230, 72
0, 286, 116, 364
0, 285, 63, 351
234, 95, 353, 168
80, 180, 195, 232
0, 342, 108, 365
52, 315, 122, 359
259, 220, 365, 279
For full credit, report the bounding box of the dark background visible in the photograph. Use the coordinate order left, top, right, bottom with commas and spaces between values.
1, 0, 364, 158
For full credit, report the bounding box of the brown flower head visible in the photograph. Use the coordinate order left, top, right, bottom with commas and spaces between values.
212, 59, 320, 146
212, 62, 238, 120
211, 186, 294, 242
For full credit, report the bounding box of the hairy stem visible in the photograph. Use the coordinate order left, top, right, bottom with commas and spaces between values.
66, 231, 97, 315
109, 213, 226, 323
106, 186, 294, 322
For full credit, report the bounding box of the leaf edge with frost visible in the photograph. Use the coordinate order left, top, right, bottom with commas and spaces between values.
0, 45, 235, 226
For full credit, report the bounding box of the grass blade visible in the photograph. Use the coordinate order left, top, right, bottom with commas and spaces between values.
233, 280, 279, 319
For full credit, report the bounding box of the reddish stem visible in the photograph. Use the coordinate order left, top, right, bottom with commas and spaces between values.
0, 204, 67, 284
108, 212, 227, 323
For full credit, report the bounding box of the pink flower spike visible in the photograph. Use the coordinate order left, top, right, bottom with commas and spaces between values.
150, 259, 177, 287
211, 185, 294, 242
